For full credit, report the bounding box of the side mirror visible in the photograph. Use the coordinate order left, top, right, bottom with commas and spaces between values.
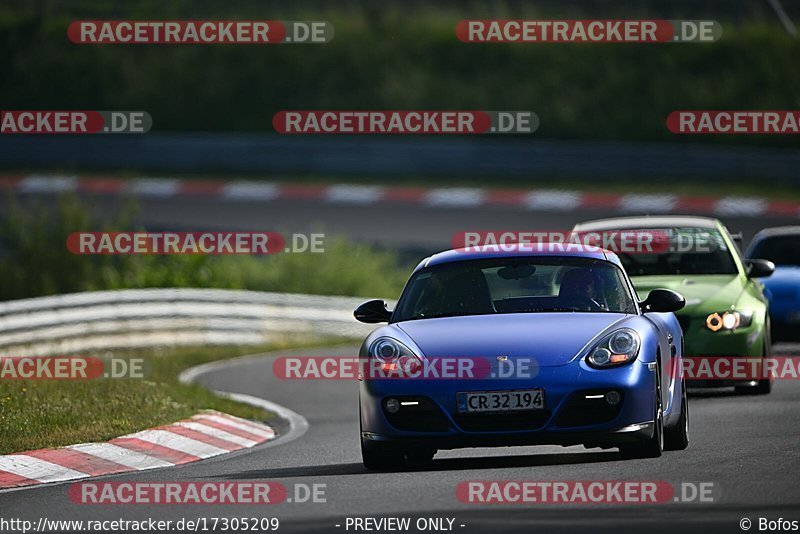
354, 299, 392, 323
746, 258, 775, 278
641, 289, 686, 313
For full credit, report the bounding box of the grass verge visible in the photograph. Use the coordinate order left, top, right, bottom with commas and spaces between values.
0, 337, 354, 455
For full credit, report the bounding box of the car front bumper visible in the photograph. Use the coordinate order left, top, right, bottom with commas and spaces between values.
359, 359, 658, 450
679, 315, 768, 387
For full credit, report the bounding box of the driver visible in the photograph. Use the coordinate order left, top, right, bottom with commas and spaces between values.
559, 268, 603, 304
416, 268, 494, 317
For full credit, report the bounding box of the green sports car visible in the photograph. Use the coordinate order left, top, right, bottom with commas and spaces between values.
573, 216, 775, 394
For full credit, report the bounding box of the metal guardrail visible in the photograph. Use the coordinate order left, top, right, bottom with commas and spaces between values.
0, 288, 379, 356
2, 134, 800, 183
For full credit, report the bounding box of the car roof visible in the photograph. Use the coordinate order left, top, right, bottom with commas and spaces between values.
752, 226, 800, 239
573, 215, 720, 231
418, 244, 621, 272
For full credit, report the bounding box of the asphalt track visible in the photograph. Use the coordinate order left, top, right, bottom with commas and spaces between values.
1, 343, 799, 534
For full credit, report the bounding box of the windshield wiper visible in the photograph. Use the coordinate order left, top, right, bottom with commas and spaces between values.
405, 311, 484, 321
507, 307, 582, 313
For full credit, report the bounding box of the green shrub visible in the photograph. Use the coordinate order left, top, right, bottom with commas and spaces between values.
0, 195, 409, 301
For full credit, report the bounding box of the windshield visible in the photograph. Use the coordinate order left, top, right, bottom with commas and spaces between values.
392, 257, 637, 322
614, 227, 739, 276
749, 235, 800, 266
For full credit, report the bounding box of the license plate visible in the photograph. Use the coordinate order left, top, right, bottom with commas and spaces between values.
457, 389, 544, 413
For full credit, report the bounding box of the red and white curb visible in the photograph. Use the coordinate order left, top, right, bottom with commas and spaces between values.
0, 410, 275, 491
1, 174, 798, 218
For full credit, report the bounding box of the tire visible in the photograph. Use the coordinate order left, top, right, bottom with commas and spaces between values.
753, 379, 772, 395
735, 335, 773, 396
405, 448, 437, 465
664, 381, 689, 451
361, 438, 404, 471
620, 362, 664, 459
359, 400, 405, 470
358, 399, 436, 469
736, 379, 772, 395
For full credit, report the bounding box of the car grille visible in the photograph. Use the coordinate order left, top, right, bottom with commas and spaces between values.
453, 411, 551, 432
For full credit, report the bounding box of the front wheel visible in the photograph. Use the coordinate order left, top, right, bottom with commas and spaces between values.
406, 447, 436, 463
361, 440, 437, 470
361, 438, 404, 471
620, 364, 664, 459
664, 381, 689, 451
736, 379, 772, 395
735, 337, 773, 396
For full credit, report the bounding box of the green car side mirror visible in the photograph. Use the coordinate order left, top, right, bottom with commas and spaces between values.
746, 259, 775, 279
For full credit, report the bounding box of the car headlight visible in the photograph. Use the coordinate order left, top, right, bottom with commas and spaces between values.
586, 328, 641, 369
705, 310, 753, 332
369, 337, 422, 374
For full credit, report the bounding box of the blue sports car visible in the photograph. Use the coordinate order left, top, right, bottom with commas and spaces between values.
746, 226, 800, 341
354, 244, 689, 470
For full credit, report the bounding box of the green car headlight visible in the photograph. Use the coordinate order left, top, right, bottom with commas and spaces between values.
705, 310, 753, 332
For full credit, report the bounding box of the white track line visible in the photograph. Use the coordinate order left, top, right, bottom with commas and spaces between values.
425, 187, 486, 207
68, 443, 173, 470
0, 455, 88, 484
192, 414, 275, 439
128, 178, 180, 197
173, 422, 258, 448
178, 354, 310, 445
524, 190, 582, 211
125, 429, 229, 459
222, 181, 280, 201
19, 175, 77, 194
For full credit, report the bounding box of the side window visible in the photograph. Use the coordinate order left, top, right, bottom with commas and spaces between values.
396, 272, 432, 318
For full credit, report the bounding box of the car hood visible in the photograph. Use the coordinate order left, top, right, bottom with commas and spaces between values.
630, 274, 743, 314
395, 313, 629, 367
762, 266, 800, 298
762, 266, 800, 286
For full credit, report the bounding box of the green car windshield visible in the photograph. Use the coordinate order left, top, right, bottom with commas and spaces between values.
616, 227, 739, 276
